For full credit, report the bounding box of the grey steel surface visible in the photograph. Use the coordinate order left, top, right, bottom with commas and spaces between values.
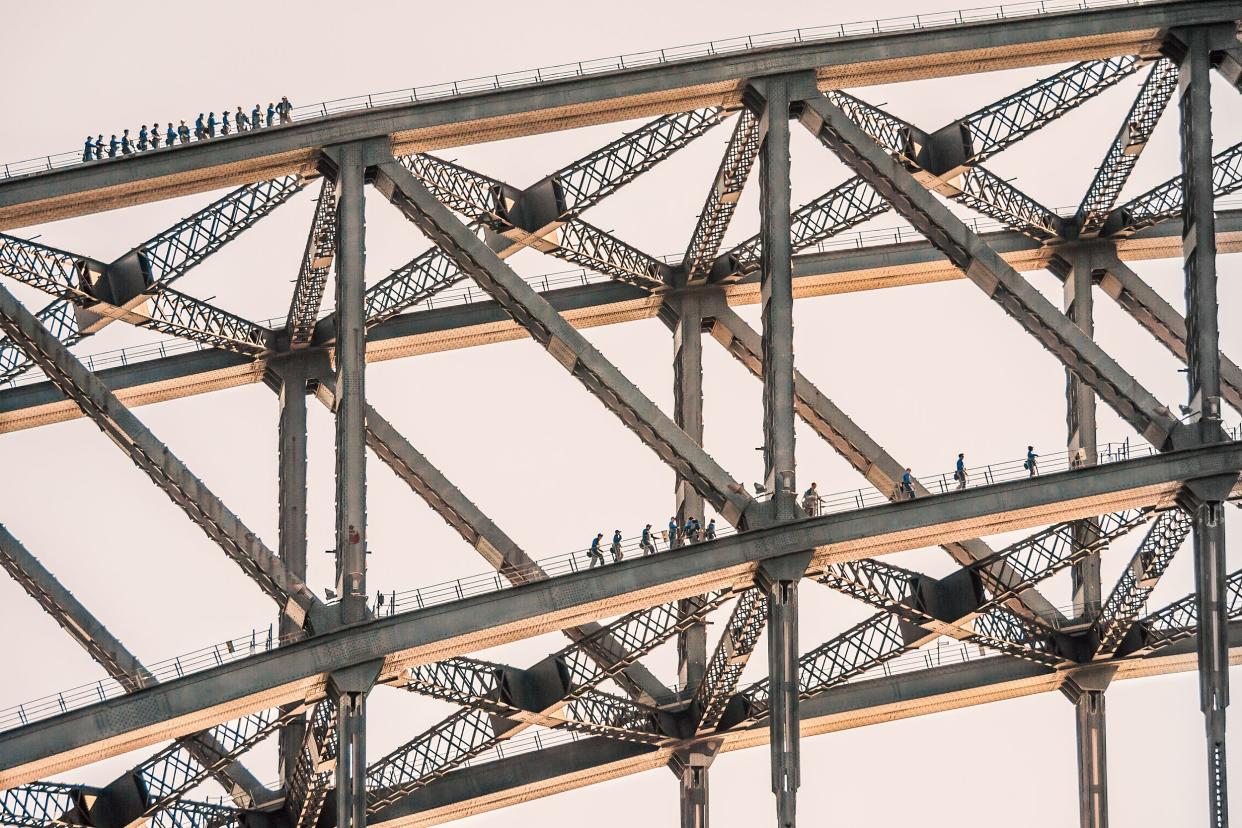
5, 209, 1242, 436
2, 6, 1242, 826
1, 1, 1231, 230
2, 441, 1239, 788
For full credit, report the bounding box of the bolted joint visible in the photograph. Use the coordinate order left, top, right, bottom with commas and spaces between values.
1176, 472, 1240, 513
86, 772, 147, 828
911, 567, 987, 623
911, 122, 967, 179
668, 746, 717, 778
1060, 664, 1118, 703
715, 694, 759, 731
1052, 629, 1101, 665
755, 550, 814, 590
1162, 23, 1241, 68
507, 655, 573, 712
503, 178, 567, 235
742, 71, 821, 117
1045, 241, 1116, 285
328, 659, 384, 699
1169, 419, 1232, 451
72, 254, 149, 335
319, 138, 393, 182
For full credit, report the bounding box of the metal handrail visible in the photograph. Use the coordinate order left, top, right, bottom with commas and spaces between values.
2, 427, 1230, 733
0, 0, 1149, 181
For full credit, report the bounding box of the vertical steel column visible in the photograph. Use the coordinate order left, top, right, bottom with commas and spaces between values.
1062, 247, 1108, 827
1065, 240, 1108, 828
758, 80, 796, 513
755, 76, 804, 828
333, 146, 368, 626
277, 361, 309, 786
673, 293, 711, 826
329, 662, 380, 828
673, 750, 711, 828
1174, 27, 1230, 828
674, 293, 707, 691
336, 693, 365, 828
1191, 499, 1230, 828
1075, 690, 1109, 827
757, 554, 809, 828
1065, 250, 1101, 619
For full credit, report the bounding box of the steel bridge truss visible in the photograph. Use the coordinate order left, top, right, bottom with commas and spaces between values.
1, 8, 1242, 828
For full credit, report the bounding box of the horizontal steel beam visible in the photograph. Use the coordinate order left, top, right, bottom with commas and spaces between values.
0, 1, 1224, 229
5, 208, 1239, 436
1, 442, 1237, 787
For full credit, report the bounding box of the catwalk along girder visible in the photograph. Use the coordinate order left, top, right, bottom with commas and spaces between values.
2, 5, 1242, 827
0, 0, 1229, 230
1, 440, 1239, 788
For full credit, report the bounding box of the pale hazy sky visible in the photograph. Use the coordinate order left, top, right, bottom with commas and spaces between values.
1, 1, 1240, 825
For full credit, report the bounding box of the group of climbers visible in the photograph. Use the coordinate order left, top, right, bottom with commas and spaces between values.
586, 516, 718, 568
81, 98, 294, 161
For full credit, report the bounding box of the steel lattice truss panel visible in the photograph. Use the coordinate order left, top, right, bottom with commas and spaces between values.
0, 4, 1241, 828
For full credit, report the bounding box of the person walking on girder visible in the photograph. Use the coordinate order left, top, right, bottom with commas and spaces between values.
107, 134, 119, 158
802, 482, 820, 516
206, 112, 217, 138
266, 102, 276, 128
82, 136, 95, 162
610, 529, 624, 563
120, 129, 133, 155
236, 106, 250, 132
704, 518, 717, 541
1025, 446, 1039, 477
277, 96, 294, 124
900, 468, 916, 500
587, 533, 606, 568
640, 524, 656, 556
954, 453, 968, 490
194, 114, 206, 141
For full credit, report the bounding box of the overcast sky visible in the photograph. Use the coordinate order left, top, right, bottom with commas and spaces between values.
1, 0, 1240, 825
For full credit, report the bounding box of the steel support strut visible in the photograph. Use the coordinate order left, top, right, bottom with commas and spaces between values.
672, 750, 712, 828
332, 145, 368, 624
1095, 256, 1242, 416
276, 359, 310, 786
670, 293, 713, 824
0, 526, 270, 807
1075, 687, 1110, 827
672, 293, 709, 690
0, 281, 323, 629
1171, 26, 1231, 827
758, 81, 796, 510
370, 157, 753, 525
758, 553, 811, 828
798, 96, 1179, 449
331, 663, 381, 828
1062, 246, 1103, 620
1061, 246, 1108, 827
